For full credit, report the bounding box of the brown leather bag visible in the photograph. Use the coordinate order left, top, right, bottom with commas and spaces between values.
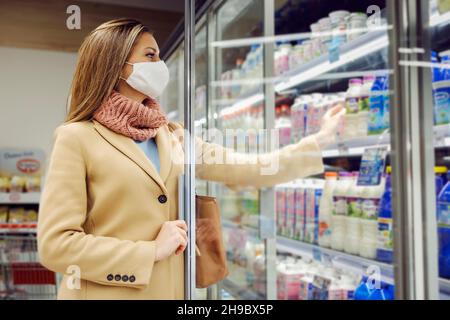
195, 195, 229, 288
167, 122, 228, 288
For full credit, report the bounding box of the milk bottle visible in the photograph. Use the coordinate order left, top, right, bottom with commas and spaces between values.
331, 172, 353, 251
360, 177, 386, 258
344, 79, 363, 139
344, 172, 363, 255
358, 75, 375, 137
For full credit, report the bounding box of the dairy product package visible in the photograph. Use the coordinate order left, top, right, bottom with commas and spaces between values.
294, 181, 306, 241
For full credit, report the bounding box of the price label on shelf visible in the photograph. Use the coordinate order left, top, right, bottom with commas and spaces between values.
8, 193, 21, 202
357, 146, 388, 186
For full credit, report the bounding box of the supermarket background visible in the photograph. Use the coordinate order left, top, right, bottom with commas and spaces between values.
1, 0, 450, 300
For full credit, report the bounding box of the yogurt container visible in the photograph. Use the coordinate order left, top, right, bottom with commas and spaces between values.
346, 12, 368, 41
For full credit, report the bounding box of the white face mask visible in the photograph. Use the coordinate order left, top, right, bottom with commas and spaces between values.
120, 60, 169, 98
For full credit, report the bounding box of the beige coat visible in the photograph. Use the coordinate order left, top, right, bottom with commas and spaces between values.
37, 119, 324, 299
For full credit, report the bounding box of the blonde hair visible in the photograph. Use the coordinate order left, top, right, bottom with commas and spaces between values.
65, 18, 151, 123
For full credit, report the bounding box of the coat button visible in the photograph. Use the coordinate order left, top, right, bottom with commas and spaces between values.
158, 195, 167, 204
129, 275, 136, 283
107, 274, 113, 281
114, 274, 121, 281
122, 275, 129, 282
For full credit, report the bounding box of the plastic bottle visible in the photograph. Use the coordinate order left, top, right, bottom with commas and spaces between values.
344, 172, 362, 255
356, 75, 375, 137
368, 75, 389, 135
318, 172, 338, 248
344, 79, 363, 139
361, 75, 375, 112
360, 176, 386, 259
377, 167, 393, 263
331, 172, 353, 251
346, 12, 368, 42
329, 10, 350, 47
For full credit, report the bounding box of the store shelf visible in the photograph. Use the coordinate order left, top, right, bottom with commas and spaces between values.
276, 236, 394, 284
322, 133, 390, 158
0, 223, 37, 234
277, 236, 450, 296
320, 124, 450, 158
440, 278, 450, 298
274, 28, 389, 93
221, 260, 264, 300
218, 27, 389, 116
221, 278, 264, 300
0, 192, 40, 205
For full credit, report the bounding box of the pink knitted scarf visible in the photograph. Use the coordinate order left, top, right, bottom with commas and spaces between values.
93, 91, 168, 141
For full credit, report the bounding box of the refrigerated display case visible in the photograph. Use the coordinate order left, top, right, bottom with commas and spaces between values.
164, 0, 450, 300
412, 0, 450, 300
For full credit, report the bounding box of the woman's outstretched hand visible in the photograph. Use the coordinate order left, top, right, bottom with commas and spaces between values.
314, 102, 346, 149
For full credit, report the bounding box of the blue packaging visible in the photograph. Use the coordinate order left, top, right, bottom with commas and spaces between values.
377, 173, 393, 263
433, 80, 450, 125
433, 51, 450, 125
437, 181, 450, 278
354, 276, 373, 300
368, 75, 389, 135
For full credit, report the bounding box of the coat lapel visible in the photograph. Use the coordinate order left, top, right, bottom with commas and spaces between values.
92, 120, 170, 194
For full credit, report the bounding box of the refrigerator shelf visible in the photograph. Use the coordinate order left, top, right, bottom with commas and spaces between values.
321, 123, 450, 158
276, 236, 395, 284
274, 29, 389, 93
322, 133, 391, 158
221, 278, 264, 300
440, 278, 450, 297
221, 260, 265, 300
217, 28, 389, 118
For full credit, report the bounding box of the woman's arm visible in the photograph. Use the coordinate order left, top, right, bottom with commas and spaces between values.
37, 124, 157, 289
172, 105, 344, 189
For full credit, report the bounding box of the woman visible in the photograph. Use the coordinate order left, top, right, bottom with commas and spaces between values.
37, 18, 345, 300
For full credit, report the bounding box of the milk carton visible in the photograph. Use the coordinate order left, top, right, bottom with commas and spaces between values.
275, 185, 287, 235
304, 179, 324, 244
318, 172, 338, 248
285, 183, 297, 238
294, 180, 306, 241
